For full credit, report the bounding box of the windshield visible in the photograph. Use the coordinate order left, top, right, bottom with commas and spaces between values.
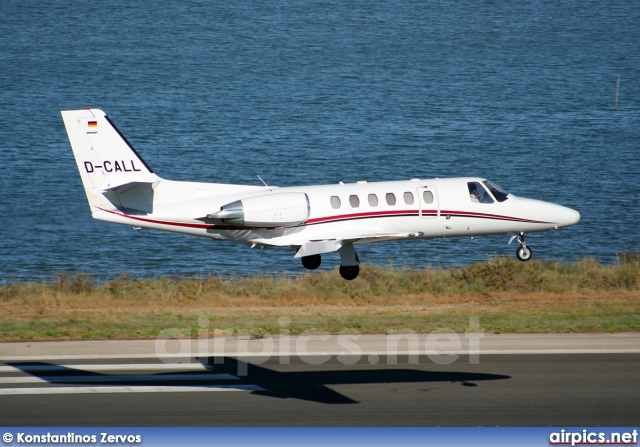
483, 180, 509, 202
468, 181, 493, 203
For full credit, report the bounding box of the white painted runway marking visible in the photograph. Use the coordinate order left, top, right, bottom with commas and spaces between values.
0, 363, 212, 373
0, 359, 261, 395
0, 385, 264, 395
0, 373, 238, 384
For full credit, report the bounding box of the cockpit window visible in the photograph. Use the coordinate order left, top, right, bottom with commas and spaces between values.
468, 181, 494, 204
483, 180, 509, 202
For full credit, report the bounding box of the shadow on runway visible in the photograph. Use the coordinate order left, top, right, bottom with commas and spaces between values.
8, 358, 511, 405
205, 357, 510, 404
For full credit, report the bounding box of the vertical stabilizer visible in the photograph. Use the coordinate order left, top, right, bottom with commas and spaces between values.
61, 108, 161, 213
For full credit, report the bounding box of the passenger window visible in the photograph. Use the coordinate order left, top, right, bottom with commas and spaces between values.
423, 191, 433, 204
467, 181, 494, 204
330, 196, 341, 209
386, 193, 396, 206
368, 194, 378, 207
403, 192, 414, 205
349, 195, 360, 208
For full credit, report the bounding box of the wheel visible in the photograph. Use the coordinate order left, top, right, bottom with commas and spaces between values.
516, 245, 532, 262
339, 264, 360, 280
301, 254, 322, 270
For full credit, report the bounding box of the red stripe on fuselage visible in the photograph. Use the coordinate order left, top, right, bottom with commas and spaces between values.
305, 209, 421, 225
95, 207, 277, 231
96, 207, 552, 232
96, 208, 214, 229
305, 209, 551, 226
440, 210, 550, 224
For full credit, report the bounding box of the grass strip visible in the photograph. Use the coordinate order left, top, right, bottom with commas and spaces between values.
1, 255, 638, 341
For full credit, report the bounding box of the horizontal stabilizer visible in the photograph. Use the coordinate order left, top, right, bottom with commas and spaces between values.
101, 179, 159, 193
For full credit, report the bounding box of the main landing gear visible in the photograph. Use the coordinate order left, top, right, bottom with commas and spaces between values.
301, 254, 322, 270
300, 244, 361, 280
337, 244, 360, 280
513, 232, 533, 262
339, 264, 360, 281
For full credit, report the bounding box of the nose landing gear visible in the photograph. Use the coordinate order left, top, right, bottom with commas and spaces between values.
512, 232, 533, 262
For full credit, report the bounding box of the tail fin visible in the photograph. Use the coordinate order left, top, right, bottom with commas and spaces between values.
61, 108, 161, 214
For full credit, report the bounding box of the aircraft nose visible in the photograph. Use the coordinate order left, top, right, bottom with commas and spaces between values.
555, 205, 580, 228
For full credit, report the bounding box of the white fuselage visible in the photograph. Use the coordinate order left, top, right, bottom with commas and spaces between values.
93, 176, 580, 248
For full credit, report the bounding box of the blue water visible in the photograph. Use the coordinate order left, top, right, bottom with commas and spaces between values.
1, 1, 639, 281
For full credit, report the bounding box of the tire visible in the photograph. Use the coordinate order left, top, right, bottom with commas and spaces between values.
339, 264, 360, 280
301, 254, 322, 270
516, 245, 532, 262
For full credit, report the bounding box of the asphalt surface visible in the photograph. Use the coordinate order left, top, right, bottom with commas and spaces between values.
0, 335, 638, 426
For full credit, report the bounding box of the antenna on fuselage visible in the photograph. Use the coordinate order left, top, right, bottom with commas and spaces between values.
257, 175, 269, 187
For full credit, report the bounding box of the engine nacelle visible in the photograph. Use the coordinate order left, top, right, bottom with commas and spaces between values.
210, 192, 310, 227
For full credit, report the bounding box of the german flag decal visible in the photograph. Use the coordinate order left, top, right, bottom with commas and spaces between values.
88, 121, 98, 128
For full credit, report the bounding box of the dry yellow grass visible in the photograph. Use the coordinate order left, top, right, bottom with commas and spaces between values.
1, 257, 638, 340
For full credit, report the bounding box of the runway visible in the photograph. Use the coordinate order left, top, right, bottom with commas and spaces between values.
0, 334, 638, 426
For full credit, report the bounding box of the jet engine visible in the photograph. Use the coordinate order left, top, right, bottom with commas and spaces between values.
208, 192, 310, 227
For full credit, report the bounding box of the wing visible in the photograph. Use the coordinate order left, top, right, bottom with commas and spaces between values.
294, 232, 424, 258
